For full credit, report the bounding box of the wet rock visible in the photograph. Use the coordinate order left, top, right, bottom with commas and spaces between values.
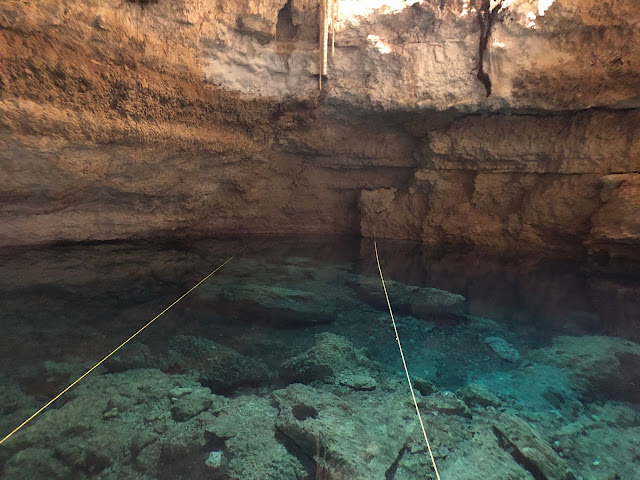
554, 403, 640, 480
492, 413, 577, 480
353, 277, 466, 319
338, 374, 377, 391
458, 383, 502, 408
399, 428, 534, 480
204, 395, 306, 480
2, 447, 72, 480
195, 283, 339, 327
280, 332, 375, 383
108, 343, 166, 373
533, 335, 640, 401
485, 336, 521, 363
272, 383, 415, 479
0, 374, 37, 417
44, 359, 106, 382
413, 376, 438, 396
0, 369, 218, 479
419, 391, 471, 418
170, 386, 222, 422
167, 335, 271, 394
205, 450, 223, 469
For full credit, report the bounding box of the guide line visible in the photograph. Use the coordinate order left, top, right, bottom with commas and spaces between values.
374, 239, 441, 480
0, 245, 247, 446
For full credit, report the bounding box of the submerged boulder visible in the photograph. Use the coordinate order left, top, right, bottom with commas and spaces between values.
353, 277, 466, 320
0, 369, 221, 480
532, 335, 640, 402
272, 383, 415, 479
193, 283, 339, 327
167, 335, 271, 393
485, 336, 521, 363
457, 383, 502, 408
418, 391, 471, 419
2, 447, 72, 480
492, 413, 577, 480
280, 332, 376, 383
203, 395, 306, 480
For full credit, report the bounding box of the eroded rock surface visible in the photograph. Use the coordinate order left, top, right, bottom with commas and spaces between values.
1, 0, 639, 256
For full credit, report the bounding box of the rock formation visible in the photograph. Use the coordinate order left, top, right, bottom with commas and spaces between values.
1, 0, 639, 256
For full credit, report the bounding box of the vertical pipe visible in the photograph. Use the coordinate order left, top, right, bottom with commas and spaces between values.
322, 0, 329, 76
318, 0, 324, 89
331, 0, 336, 56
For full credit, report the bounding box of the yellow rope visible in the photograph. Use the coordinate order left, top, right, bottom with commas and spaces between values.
0, 245, 246, 446
374, 240, 441, 480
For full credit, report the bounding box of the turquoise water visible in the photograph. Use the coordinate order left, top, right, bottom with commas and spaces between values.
0, 237, 638, 479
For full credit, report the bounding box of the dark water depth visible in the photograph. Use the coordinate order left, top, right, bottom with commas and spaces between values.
0, 237, 639, 480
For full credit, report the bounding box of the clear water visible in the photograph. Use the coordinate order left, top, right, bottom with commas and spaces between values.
0, 237, 639, 480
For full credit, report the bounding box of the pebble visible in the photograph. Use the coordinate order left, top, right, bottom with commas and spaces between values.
205, 451, 223, 469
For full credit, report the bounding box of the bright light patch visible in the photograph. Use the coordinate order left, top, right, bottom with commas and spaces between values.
525, 10, 537, 28
460, 0, 470, 17
367, 34, 392, 54
339, 0, 423, 26
538, 0, 556, 16
492, 38, 505, 48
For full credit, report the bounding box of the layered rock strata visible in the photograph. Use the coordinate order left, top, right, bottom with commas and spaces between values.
1, 0, 639, 256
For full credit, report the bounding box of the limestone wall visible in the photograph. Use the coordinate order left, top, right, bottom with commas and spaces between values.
1, 0, 639, 257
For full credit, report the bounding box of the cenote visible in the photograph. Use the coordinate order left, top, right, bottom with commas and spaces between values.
0, 237, 639, 479
2, 0, 640, 479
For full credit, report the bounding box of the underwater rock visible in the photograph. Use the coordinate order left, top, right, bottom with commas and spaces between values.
272, 383, 415, 479
193, 283, 340, 327
107, 343, 167, 373
353, 277, 466, 319
43, 359, 107, 384
170, 386, 222, 422
398, 428, 536, 480
338, 373, 377, 391
418, 391, 471, 419
532, 335, 640, 402
205, 450, 223, 469
166, 335, 271, 394
204, 395, 306, 480
280, 332, 376, 383
0, 369, 220, 479
0, 374, 38, 422
492, 413, 577, 480
485, 336, 521, 363
413, 377, 438, 396
2, 447, 72, 480
553, 402, 640, 480
457, 383, 502, 408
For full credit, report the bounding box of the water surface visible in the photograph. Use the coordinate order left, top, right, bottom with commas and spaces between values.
0, 237, 638, 479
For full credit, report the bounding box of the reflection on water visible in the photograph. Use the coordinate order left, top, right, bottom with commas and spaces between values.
0, 237, 639, 479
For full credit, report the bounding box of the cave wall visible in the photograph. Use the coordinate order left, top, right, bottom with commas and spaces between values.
0, 0, 639, 257
360, 109, 640, 257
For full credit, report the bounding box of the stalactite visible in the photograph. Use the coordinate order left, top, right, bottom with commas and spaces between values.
331, 0, 336, 56
476, 0, 501, 97
318, 0, 338, 90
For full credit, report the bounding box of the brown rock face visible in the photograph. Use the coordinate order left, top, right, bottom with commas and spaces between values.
361, 110, 640, 255
0, 0, 639, 257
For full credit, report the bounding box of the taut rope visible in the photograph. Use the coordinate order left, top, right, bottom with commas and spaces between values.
0, 246, 246, 445
374, 240, 441, 480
